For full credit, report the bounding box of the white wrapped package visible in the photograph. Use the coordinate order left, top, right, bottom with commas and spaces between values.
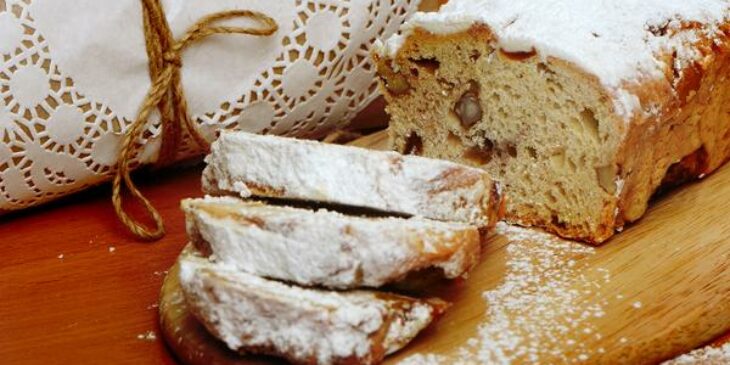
0, 0, 419, 212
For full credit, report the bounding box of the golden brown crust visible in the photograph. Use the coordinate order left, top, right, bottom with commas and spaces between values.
426, 167, 482, 194
485, 182, 505, 233
615, 24, 730, 227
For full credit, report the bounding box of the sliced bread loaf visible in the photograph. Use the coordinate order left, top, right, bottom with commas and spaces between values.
373, 1, 730, 243
182, 196, 481, 289
178, 249, 449, 365
202, 131, 502, 227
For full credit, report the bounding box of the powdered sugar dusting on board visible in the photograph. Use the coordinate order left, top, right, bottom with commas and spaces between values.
399, 223, 611, 364
662, 342, 730, 364
398, 353, 445, 365
383, 0, 730, 118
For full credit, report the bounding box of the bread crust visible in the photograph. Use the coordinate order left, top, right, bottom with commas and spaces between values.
616, 23, 730, 224
375, 22, 730, 244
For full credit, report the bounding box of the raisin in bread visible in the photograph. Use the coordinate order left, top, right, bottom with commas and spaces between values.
182, 196, 481, 289
203, 131, 503, 227
178, 247, 449, 365
374, 0, 730, 243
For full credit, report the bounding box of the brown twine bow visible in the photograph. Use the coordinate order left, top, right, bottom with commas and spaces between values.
112, 0, 278, 240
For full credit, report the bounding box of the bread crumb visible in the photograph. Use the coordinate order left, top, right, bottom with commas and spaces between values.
137, 330, 157, 341
620, 337, 629, 344
399, 353, 444, 365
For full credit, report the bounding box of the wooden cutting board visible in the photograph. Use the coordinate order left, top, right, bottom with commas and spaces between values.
159, 131, 730, 365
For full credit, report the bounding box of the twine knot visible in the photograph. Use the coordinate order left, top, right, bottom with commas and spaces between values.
162, 51, 182, 67
112, 0, 278, 240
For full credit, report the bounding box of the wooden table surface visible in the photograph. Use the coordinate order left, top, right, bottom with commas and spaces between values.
2, 131, 728, 365
0, 166, 202, 364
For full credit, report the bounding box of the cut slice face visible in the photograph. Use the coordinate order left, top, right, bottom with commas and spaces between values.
178, 248, 450, 365
375, 16, 730, 244
202, 131, 503, 228
375, 26, 626, 244
182, 196, 482, 289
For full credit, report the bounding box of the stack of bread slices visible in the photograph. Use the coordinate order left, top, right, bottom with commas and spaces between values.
174, 131, 503, 365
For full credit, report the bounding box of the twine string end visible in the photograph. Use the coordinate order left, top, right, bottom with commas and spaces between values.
112, 1, 277, 240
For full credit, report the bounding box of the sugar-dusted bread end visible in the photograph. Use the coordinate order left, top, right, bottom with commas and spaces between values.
374, 2, 730, 244
202, 131, 503, 228
177, 247, 449, 365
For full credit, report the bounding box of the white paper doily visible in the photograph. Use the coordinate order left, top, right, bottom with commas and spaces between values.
0, 0, 419, 211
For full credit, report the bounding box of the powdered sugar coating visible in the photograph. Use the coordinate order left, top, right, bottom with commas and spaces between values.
182, 196, 480, 288
383, 0, 730, 118
178, 252, 444, 364
179, 256, 381, 363
203, 131, 498, 226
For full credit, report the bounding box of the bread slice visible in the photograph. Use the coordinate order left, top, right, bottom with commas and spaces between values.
202, 131, 503, 227
373, 1, 730, 243
178, 249, 450, 365
182, 196, 481, 289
